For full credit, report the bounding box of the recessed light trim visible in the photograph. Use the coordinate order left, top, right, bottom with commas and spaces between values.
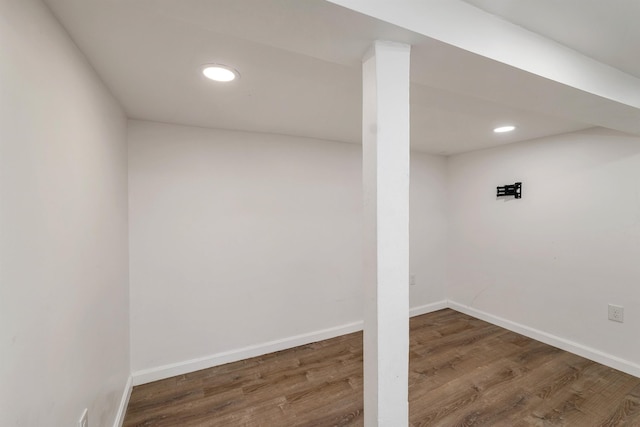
494, 125, 516, 133
202, 64, 239, 82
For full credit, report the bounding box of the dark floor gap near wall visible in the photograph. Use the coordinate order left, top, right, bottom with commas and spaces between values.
124, 309, 640, 426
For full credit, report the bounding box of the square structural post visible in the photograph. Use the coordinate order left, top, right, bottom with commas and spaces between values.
362, 41, 411, 426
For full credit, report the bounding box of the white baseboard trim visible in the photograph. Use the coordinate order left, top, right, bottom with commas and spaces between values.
132, 320, 364, 385
132, 300, 449, 386
129, 299, 638, 387
410, 300, 448, 317
113, 375, 133, 427
448, 300, 640, 378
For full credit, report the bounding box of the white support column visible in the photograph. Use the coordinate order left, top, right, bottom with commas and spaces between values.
362, 41, 411, 426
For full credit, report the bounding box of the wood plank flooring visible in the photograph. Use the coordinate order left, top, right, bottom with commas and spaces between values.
123, 309, 640, 426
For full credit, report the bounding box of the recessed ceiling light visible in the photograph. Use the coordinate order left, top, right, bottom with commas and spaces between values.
494, 125, 516, 133
202, 64, 239, 82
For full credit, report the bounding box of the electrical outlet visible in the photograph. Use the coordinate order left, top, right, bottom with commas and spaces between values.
78, 408, 88, 427
409, 275, 416, 286
608, 304, 624, 323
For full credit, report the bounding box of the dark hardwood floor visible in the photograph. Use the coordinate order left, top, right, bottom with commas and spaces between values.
123, 309, 640, 426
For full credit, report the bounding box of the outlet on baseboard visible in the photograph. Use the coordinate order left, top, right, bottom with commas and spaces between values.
608, 304, 624, 323
78, 408, 88, 427
409, 275, 416, 286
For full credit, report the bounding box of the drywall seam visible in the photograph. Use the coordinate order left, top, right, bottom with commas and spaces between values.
131, 301, 448, 385
113, 375, 133, 427
448, 300, 640, 378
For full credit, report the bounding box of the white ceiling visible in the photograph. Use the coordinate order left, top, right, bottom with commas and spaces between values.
43, 0, 639, 154
464, 0, 640, 79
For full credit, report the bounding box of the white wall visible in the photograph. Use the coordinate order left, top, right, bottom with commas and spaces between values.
410, 150, 448, 306
128, 120, 447, 377
0, 1, 129, 426
448, 128, 640, 370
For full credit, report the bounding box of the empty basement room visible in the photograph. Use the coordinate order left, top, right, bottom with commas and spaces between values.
2, 0, 640, 426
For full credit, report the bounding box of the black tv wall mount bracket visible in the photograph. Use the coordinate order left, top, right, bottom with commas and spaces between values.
497, 182, 522, 199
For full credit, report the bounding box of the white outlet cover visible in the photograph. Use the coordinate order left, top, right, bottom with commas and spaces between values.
608, 304, 624, 323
